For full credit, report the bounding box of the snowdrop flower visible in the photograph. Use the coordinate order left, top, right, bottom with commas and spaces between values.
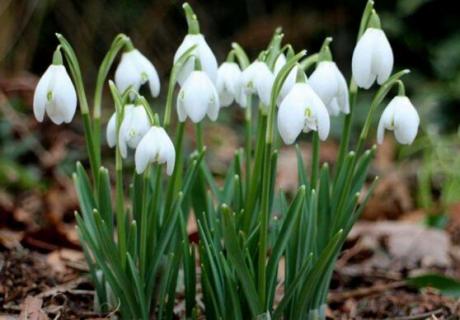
33, 63, 77, 125
352, 27, 393, 89
277, 83, 330, 144
240, 61, 274, 108
113, 105, 150, 158
216, 62, 242, 107
174, 4, 217, 85
177, 71, 220, 123
174, 34, 218, 86
309, 61, 349, 116
135, 126, 175, 175
377, 96, 419, 145
115, 49, 160, 97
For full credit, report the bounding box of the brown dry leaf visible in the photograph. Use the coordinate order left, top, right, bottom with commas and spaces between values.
349, 221, 451, 268
0, 229, 24, 249
362, 172, 413, 220
19, 296, 48, 320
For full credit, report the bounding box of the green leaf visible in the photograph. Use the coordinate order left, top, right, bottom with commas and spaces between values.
407, 273, 460, 297
221, 204, 263, 316
97, 167, 113, 235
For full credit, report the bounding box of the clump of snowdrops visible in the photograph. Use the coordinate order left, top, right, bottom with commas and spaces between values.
32, 1, 420, 319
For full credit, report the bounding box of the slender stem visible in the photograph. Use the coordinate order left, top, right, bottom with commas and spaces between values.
140, 168, 150, 279
244, 95, 252, 193
165, 122, 186, 214
115, 128, 126, 269
311, 132, 320, 188
196, 122, 204, 151
336, 81, 358, 171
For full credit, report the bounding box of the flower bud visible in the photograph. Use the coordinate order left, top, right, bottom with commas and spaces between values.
377, 96, 419, 145
309, 61, 349, 116
352, 28, 393, 89
174, 34, 218, 85
277, 83, 330, 144
216, 62, 242, 107
177, 71, 220, 123
135, 126, 175, 175
115, 49, 160, 97
33, 65, 77, 125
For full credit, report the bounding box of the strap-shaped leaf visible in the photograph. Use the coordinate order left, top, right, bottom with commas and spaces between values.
221, 204, 263, 316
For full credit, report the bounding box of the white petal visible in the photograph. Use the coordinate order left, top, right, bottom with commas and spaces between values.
393, 97, 419, 144
254, 63, 275, 107
274, 53, 286, 75
352, 28, 377, 89
106, 112, 117, 148
50, 66, 77, 124
309, 62, 337, 111
174, 34, 217, 85
277, 66, 299, 105
216, 62, 241, 107
335, 64, 350, 114
33, 65, 54, 122
373, 30, 394, 85
135, 128, 156, 174
177, 89, 188, 122
277, 83, 309, 144
206, 85, 220, 121
115, 51, 142, 94
131, 50, 161, 97
309, 91, 330, 141
178, 71, 216, 123
377, 98, 397, 144
157, 128, 176, 175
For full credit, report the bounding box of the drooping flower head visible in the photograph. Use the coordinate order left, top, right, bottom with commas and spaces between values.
216, 61, 242, 107
309, 38, 349, 116
174, 3, 218, 85
274, 52, 305, 105
33, 48, 77, 125
135, 126, 176, 175
177, 70, 220, 123
377, 96, 419, 145
240, 61, 274, 109
115, 47, 160, 98
352, 11, 393, 89
106, 104, 150, 158
277, 82, 330, 144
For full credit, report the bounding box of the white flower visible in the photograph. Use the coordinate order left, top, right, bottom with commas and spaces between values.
309, 61, 349, 116
135, 126, 175, 175
177, 71, 220, 123
174, 34, 218, 85
377, 96, 419, 145
274, 53, 305, 105
33, 65, 77, 125
117, 105, 150, 158
115, 49, 160, 97
216, 62, 242, 107
240, 61, 274, 108
277, 83, 330, 144
352, 28, 393, 89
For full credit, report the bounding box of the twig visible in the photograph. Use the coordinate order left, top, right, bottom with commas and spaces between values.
328, 281, 406, 303
383, 308, 444, 320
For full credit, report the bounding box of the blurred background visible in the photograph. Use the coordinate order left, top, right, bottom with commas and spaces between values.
1, 0, 460, 252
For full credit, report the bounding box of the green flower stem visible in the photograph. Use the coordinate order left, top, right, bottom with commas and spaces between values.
311, 132, 320, 187
258, 50, 306, 306
231, 42, 250, 68
52, 46, 63, 65
244, 96, 253, 193
92, 34, 132, 164
109, 81, 127, 269
196, 123, 204, 151
336, 81, 358, 171
56, 33, 99, 184
183, 2, 200, 35
165, 122, 186, 213
299, 53, 319, 72
358, 0, 375, 39
140, 167, 151, 279
163, 45, 197, 128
